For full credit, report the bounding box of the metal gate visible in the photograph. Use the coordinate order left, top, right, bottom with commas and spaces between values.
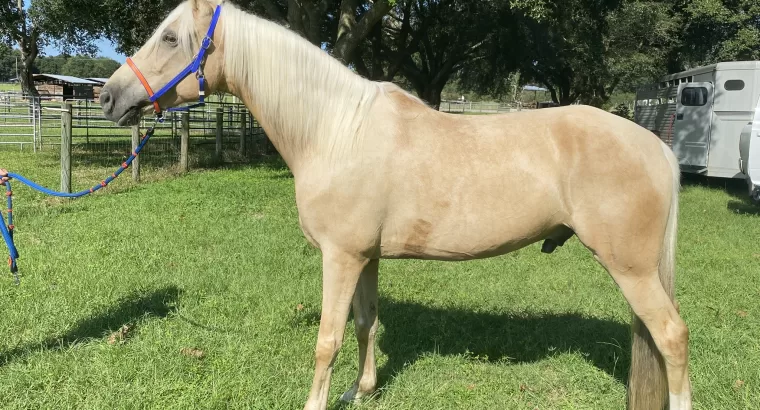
0, 92, 42, 151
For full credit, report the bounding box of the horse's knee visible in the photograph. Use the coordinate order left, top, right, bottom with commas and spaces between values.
315, 335, 343, 365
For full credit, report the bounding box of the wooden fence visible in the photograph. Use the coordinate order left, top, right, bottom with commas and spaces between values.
55, 101, 267, 190
439, 100, 524, 114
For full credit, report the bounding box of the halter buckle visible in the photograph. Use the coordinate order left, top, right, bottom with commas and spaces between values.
201, 36, 214, 50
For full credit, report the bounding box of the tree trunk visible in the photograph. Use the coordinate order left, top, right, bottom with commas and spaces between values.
417, 83, 444, 111
333, 0, 393, 64
18, 62, 37, 97
17, 41, 39, 97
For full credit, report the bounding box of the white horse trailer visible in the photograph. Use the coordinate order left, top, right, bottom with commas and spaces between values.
634, 61, 760, 200
739, 97, 760, 201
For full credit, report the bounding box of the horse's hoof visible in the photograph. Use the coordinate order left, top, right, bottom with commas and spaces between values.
339, 385, 360, 403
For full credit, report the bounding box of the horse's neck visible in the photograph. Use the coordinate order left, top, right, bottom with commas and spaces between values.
222, 9, 381, 172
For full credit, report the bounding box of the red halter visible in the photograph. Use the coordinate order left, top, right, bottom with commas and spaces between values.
126, 58, 162, 115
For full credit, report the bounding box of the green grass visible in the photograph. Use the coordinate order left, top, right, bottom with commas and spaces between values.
0, 83, 20, 92
0, 150, 758, 409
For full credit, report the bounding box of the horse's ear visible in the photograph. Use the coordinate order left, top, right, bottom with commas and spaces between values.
189, 0, 216, 15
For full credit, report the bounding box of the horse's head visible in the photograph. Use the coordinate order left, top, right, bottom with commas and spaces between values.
101, 0, 226, 125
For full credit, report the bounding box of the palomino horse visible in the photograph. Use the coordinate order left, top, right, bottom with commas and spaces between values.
99, 1, 692, 409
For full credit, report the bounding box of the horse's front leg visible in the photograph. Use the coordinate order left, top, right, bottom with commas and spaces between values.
340, 259, 379, 403
304, 248, 368, 410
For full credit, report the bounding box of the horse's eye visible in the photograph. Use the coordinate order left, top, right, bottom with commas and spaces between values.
163, 31, 178, 46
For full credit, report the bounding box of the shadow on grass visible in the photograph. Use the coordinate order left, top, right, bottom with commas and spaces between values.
0, 286, 181, 366
727, 200, 760, 216
374, 298, 631, 389
680, 173, 759, 214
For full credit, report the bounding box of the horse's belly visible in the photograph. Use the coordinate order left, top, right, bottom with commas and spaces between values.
379, 206, 561, 261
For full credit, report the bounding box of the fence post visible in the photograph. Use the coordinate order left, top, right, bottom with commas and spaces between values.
215, 107, 223, 161
180, 112, 190, 173
238, 111, 246, 156
171, 112, 177, 145
85, 101, 90, 145
131, 125, 141, 182
60, 102, 73, 193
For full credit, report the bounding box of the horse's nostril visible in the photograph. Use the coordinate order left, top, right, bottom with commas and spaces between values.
100, 90, 113, 111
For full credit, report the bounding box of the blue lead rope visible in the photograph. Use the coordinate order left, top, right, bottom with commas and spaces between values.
0, 126, 156, 284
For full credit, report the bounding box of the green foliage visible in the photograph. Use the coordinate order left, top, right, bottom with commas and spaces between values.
379, 0, 499, 107
60, 56, 121, 78
0, 0, 113, 94
675, 0, 760, 66
26, 54, 120, 78
0, 43, 21, 81
461, 0, 681, 107
610, 103, 633, 120
34, 54, 68, 74
101, 0, 183, 56
27, 0, 107, 55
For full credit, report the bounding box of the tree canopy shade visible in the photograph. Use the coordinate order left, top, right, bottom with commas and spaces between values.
0, 43, 21, 81
0, 0, 109, 95
460, 0, 681, 107
103, 0, 395, 66
100, 0, 182, 56
5, 0, 755, 110
673, 0, 760, 66
379, 0, 499, 109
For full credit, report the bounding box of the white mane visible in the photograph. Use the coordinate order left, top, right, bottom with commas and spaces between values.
220, 1, 385, 158
141, 1, 429, 160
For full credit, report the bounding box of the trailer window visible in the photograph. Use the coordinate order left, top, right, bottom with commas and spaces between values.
681, 87, 709, 106
724, 80, 745, 91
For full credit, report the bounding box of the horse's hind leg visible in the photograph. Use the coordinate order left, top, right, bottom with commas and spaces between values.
574, 206, 690, 409
612, 269, 691, 410
340, 259, 379, 403
573, 180, 691, 410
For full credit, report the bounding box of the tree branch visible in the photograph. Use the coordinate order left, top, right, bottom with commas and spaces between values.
352, 0, 393, 45
257, 0, 287, 25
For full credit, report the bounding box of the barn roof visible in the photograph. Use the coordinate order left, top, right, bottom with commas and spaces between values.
33, 74, 99, 85
523, 85, 548, 92
86, 78, 110, 84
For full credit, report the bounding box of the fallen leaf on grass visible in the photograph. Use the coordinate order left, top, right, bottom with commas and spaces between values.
107, 324, 133, 345
180, 347, 205, 359
296, 303, 304, 311
737, 310, 748, 318
734, 380, 745, 390
466, 384, 476, 391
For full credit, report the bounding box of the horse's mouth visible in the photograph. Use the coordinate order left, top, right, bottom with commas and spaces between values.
117, 105, 151, 126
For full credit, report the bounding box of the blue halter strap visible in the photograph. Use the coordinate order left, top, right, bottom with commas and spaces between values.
1, 125, 157, 283
127, 4, 222, 122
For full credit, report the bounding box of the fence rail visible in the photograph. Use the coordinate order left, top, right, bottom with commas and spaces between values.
439, 100, 524, 114
0, 92, 269, 147
1, 92, 274, 191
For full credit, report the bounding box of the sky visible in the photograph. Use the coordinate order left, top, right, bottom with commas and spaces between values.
22, 0, 127, 61
42, 39, 127, 62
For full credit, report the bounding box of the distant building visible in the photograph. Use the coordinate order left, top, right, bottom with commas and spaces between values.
33, 74, 99, 101
86, 78, 110, 100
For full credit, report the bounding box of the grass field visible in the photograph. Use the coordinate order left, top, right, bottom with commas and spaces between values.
0, 149, 758, 409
